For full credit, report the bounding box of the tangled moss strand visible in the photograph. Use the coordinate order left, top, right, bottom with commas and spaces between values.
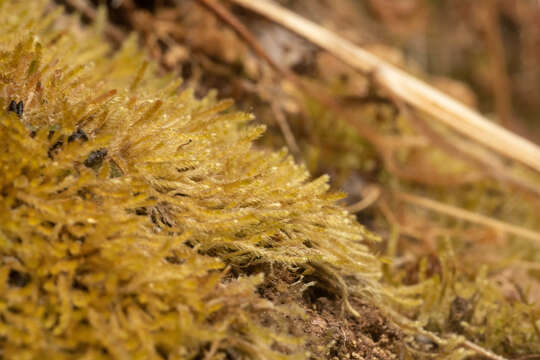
0, 1, 381, 358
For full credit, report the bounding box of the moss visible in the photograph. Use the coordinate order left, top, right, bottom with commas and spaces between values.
388, 239, 540, 359
3, 2, 538, 359
0, 1, 381, 358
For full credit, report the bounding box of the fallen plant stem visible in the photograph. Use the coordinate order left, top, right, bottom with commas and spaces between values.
389, 92, 540, 198
197, 0, 445, 185
227, 0, 540, 175
462, 339, 509, 360
395, 191, 540, 244
195, 0, 402, 164
200, 0, 540, 196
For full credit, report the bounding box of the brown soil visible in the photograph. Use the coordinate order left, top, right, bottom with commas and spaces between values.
256, 267, 403, 360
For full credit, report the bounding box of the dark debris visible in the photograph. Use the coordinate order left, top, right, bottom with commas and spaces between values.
84, 149, 108, 169
8, 269, 31, 288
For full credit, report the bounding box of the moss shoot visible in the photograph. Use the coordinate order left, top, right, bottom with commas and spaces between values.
0, 1, 382, 359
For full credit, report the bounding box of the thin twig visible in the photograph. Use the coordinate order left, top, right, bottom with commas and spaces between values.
195, 0, 301, 154
395, 191, 540, 244
271, 101, 301, 156
196, 0, 285, 77
346, 185, 381, 213
227, 0, 540, 175
462, 340, 509, 360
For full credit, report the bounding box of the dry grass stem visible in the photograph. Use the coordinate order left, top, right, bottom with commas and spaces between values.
395, 191, 540, 244
228, 0, 540, 175
462, 340, 509, 360
389, 94, 540, 198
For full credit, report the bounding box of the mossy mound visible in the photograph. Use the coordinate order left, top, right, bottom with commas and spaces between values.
0, 1, 382, 358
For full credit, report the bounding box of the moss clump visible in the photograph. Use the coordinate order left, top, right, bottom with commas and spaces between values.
0, 1, 382, 358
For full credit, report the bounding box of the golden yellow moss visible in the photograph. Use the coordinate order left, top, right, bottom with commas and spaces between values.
0, 1, 381, 358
